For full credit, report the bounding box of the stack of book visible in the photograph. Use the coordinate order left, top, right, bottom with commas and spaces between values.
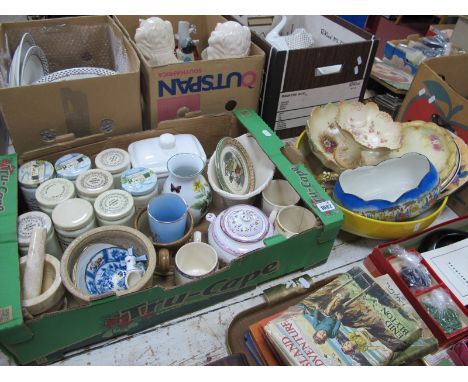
243, 267, 438, 366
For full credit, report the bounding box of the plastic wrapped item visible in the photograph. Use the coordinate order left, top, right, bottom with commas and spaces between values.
389, 245, 433, 290
420, 289, 466, 335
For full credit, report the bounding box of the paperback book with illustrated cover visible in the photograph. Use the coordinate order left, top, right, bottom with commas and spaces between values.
263, 267, 423, 365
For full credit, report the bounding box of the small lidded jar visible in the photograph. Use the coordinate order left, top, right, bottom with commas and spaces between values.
94, 189, 135, 227
18, 160, 55, 211
54, 153, 91, 181
76, 169, 114, 203
120, 167, 158, 214
35, 178, 76, 217
95, 148, 131, 188
52, 198, 96, 250
17, 211, 62, 259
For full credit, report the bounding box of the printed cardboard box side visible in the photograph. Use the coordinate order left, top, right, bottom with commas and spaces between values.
231, 15, 378, 138
114, 15, 265, 130
397, 55, 468, 143
0, 16, 142, 155
0, 110, 343, 365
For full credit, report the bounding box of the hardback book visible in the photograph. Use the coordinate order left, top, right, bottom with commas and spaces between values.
248, 313, 282, 366
263, 267, 423, 366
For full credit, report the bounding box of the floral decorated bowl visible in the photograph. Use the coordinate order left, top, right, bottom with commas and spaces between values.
206, 204, 275, 264
333, 153, 440, 221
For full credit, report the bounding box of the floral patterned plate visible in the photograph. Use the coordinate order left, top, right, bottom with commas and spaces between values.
84, 247, 145, 296
214, 137, 255, 195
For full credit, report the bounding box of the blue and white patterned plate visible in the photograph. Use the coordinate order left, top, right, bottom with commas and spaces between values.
85, 247, 145, 296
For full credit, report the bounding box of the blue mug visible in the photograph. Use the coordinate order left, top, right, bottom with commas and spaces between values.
147, 193, 188, 243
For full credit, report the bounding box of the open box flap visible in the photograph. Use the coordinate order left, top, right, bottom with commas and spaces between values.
234, 109, 343, 243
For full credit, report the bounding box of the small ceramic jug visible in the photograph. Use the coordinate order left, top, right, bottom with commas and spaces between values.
162, 153, 212, 225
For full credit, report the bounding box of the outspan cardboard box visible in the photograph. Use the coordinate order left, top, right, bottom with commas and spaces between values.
397, 54, 468, 143
114, 15, 265, 129
0, 16, 142, 155
231, 15, 378, 138
0, 110, 343, 365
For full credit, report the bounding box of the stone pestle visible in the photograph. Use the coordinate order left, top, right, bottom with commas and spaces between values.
22, 227, 47, 300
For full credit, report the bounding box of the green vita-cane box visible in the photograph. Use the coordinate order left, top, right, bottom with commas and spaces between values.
0, 111, 343, 365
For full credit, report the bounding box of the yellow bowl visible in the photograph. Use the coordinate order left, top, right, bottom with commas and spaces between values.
295, 130, 449, 240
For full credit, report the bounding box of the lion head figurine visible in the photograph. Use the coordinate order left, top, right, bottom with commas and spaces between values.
204, 21, 251, 60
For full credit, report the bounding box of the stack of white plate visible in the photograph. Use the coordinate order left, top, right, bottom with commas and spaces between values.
8, 32, 117, 87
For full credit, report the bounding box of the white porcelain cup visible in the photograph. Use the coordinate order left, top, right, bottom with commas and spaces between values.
262, 179, 301, 216
174, 231, 218, 285
272, 205, 318, 238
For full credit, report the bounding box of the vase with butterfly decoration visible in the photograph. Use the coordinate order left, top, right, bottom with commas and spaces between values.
162, 153, 212, 224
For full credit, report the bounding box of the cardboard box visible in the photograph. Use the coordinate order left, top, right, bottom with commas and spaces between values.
451, 16, 468, 52
0, 110, 343, 365
231, 15, 378, 138
383, 35, 422, 75
447, 186, 468, 217
397, 54, 468, 143
365, 215, 468, 347
113, 16, 265, 130
0, 16, 143, 155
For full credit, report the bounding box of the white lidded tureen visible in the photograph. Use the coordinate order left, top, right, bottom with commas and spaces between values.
206, 205, 275, 264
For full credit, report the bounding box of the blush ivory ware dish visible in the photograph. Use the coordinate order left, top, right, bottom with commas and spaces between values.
334, 152, 440, 222
207, 134, 275, 209
35, 67, 116, 83
206, 204, 275, 265
389, 121, 459, 191
20, 45, 49, 86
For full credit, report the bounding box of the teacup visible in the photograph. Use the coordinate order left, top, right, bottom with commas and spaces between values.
262, 179, 300, 216
147, 193, 188, 244
174, 231, 218, 285
272, 205, 318, 238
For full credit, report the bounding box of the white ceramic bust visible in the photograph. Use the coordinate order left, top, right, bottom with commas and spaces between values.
203, 21, 251, 60
135, 17, 178, 66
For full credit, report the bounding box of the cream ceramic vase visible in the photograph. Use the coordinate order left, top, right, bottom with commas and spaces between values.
162, 153, 212, 225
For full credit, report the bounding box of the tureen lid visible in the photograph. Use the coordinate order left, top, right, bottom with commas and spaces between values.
220, 205, 270, 243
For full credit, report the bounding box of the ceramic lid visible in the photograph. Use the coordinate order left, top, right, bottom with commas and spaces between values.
94, 190, 134, 221
127, 133, 207, 178
18, 160, 54, 188
76, 169, 114, 198
220, 205, 270, 243
121, 167, 157, 196
54, 153, 91, 180
52, 198, 94, 231
95, 148, 131, 174
17, 211, 52, 245
36, 178, 76, 208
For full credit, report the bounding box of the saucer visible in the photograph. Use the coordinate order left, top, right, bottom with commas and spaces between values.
9, 32, 36, 87
215, 137, 255, 195
84, 247, 146, 296
35, 67, 116, 84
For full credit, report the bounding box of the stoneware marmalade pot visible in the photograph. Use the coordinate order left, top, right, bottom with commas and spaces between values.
333, 152, 440, 222
206, 204, 275, 264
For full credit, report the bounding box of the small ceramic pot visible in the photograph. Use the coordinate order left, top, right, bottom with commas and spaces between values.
75, 169, 114, 203
95, 148, 131, 188
261, 179, 300, 216
35, 178, 76, 217
272, 206, 318, 238
121, 167, 159, 215
94, 189, 135, 227
206, 204, 275, 264
174, 231, 218, 286
18, 160, 55, 211
147, 193, 188, 244
162, 153, 211, 225
54, 153, 91, 181
333, 153, 440, 221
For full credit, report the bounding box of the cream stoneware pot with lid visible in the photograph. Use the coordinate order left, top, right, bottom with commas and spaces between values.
52, 198, 96, 249
76, 169, 114, 202
18, 159, 55, 211
36, 178, 76, 216
94, 189, 135, 227
95, 148, 131, 188
206, 204, 275, 264
54, 153, 92, 181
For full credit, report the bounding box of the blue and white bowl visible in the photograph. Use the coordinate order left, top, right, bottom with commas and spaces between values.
333, 153, 440, 222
